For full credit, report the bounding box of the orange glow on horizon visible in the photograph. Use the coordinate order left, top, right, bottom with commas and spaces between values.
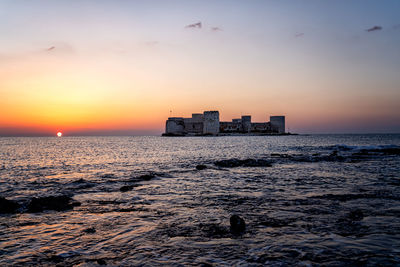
0, 18, 399, 135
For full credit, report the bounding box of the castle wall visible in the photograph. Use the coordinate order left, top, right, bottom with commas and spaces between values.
270, 116, 285, 133
220, 122, 242, 132
251, 122, 271, 132
184, 120, 203, 134
203, 111, 220, 135
165, 117, 185, 135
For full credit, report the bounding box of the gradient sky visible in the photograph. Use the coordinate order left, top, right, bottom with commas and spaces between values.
1, 0, 400, 135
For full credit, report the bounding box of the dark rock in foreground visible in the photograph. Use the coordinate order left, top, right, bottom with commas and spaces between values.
0, 196, 20, 214
120, 185, 134, 192
215, 158, 272, 168
27, 195, 81, 213
83, 227, 96, 234
230, 214, 246, 234
196, 164, 207, 170
97, 259, 106, 265
135, 173, 156, 181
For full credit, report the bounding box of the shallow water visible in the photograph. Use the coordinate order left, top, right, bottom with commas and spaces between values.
0, 135, 400, 266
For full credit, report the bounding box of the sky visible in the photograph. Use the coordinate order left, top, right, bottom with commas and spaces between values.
0, 0, 399, 135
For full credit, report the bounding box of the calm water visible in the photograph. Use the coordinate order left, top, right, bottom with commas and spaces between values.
0, 135, 399, 266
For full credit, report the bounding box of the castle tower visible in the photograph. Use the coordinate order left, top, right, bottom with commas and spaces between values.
165, 117, 185, 135
203, 111, 220, 135
241, 115, 251, 133
270, 116, 285, 133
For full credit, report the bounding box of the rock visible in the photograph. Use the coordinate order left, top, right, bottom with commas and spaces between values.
27, 195, 81, 213
96, 259, 106, 265
380, 147, 400, 155
136, 174, 156, 181
48, 254, 63, 263
196, 164, 207, 170
72, 178, 86, 184
120, 185, 134, 192
83, 227, 96, 234
230, 215, 246, 234
215, 158, 272, 168
0, 196, 20, 214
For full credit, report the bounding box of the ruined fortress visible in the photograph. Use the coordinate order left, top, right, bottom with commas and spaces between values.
163, 111, 285, 136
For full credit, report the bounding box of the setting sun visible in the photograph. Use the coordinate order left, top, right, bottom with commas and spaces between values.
57, 131, 62, 137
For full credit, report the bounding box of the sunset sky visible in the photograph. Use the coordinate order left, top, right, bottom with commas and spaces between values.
1, 0, 400, 135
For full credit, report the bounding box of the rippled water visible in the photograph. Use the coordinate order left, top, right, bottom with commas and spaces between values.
1, 135, 400, 266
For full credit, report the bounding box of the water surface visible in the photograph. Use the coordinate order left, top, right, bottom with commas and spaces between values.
1, 135, 399, 266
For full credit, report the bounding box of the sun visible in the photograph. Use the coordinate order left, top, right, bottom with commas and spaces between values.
57, 131, 62, 137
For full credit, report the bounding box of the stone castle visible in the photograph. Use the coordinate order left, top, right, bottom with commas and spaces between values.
163, 111, 285, 136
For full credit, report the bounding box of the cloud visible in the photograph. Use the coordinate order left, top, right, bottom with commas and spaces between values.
295, 33, 304, 38
185, 22, 202, 29
211, 27, 222, 32
366, 26, 382, 32
42, 42, 75, 54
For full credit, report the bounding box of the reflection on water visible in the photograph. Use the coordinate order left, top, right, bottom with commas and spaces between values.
0, 135, 400, 266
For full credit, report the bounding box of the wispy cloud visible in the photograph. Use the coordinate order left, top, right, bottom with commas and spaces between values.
366, 26, 382, 32
46, 46, 55, 51
185, 22, 202, 29
211, 27, 222, 32
295, 33, 304, 38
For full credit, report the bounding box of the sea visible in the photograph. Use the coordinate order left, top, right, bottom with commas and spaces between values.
0, 134, 399, 266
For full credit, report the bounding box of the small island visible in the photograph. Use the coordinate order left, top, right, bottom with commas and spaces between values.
163, 111, 290, 136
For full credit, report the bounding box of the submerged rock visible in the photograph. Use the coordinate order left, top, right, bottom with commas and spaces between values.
0, 196, 20, 214
27, 195, 81, 213
120, 185, 134, 192
230, 214, 246, 234
136, 173, 156, 181
48, 254, 63, 263
215, 158, 272, 168
379, 147, 400, 155
347, 209, 364, 221
72, 178, 87, 184
196, 164, 207, 170
97, 259, 106, 265
83, 227, 96, 234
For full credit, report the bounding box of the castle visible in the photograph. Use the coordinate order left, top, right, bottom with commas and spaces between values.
163, 111, 285, 136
